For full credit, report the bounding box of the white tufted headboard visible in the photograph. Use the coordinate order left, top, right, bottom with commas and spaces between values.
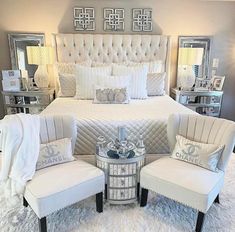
52, 34, 171, 94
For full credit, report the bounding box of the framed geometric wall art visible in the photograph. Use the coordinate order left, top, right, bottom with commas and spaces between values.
74, 7, 95, 31
103, 8, 125, 31
132, 8, 152, 32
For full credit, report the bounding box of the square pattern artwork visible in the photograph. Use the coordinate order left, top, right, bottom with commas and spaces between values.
104, 8, 125, 31
132, 8, 152, 32
74, 7, 95, 31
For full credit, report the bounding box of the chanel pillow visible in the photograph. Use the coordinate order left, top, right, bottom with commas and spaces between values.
112, 64, 148, 99
171, 135, 224, 172
94, 86, 129, 104
36, 138, 74, 170
147, 72, 166, 96
75, 65, 112, 99
58, 73, 76, 97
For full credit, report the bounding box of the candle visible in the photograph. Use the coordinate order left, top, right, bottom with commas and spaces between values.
118, 126, 126, 141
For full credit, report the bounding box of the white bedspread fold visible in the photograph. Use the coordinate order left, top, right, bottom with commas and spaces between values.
0, 113, 40, 203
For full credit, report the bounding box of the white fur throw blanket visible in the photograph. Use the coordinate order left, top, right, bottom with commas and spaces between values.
0, 113, 40, 204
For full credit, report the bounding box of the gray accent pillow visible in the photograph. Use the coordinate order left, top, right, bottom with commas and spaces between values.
147, 72, 166, 96
171, 135, 224, 172
36, 138, 74, 170
93, 86, 129, 104
58, 73, 76, 97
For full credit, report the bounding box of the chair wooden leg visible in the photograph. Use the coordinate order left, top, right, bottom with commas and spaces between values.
195, 211, 205, 232
96, 192, 103, 213
23, 197, 29, 207
38, 217, 47, 232
214, 194, 220, 204
140, 188, 148, 207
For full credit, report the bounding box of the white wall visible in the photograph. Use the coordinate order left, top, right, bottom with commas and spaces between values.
0, 0, 235, 119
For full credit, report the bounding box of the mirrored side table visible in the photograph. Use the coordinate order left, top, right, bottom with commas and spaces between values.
96, 145, 145, 205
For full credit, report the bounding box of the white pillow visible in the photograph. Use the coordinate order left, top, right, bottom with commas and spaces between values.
147, 72, 166, 96
93, 86, 129, 104
97, 75, 131, 92
129, 60, 163, 73
75, 65, 112, 99
57, 60, 91, 74
36, 138, 74, 170
58, 73, 76, 97
112, 64, 148, 99
92, 61, 134, 67
171, 135, 224, 172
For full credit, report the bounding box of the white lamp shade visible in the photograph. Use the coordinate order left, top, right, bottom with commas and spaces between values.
27, 46, 54, 65
178, 47, 204, 65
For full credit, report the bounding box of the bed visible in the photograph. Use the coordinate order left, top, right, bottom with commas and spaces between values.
41, 33, 195, 163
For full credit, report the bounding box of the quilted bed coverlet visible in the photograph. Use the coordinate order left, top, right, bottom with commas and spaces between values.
41, 96, 194, 155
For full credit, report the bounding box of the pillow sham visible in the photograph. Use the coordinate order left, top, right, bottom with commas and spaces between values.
112, 64, 148, 99
57, 60, 91, 74
147, 72, 166, 96
75, 65, 112, 99
58, 73, 76, 97
36, 138, 74, 170
129, 60, 163, 73
171, 135, 224, 172
94, 86, 129, 104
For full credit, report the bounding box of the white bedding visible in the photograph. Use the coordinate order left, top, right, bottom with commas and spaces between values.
41, 96, 194, 155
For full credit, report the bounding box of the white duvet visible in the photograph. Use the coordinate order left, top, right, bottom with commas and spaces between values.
41, 96, 194, 155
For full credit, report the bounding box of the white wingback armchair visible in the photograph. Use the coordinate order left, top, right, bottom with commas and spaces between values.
24, 115, 105, 232
140, 114, 235, 232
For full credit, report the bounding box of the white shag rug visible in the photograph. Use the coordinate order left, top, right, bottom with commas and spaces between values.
1, 156, 235, 232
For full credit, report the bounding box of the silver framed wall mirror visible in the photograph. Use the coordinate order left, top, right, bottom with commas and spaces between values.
177, 36, 212, 90
8, 33, 45, 78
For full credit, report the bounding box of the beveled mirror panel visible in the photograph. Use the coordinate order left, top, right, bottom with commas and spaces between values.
177, 36, 212, 88
8, 33, 45, 78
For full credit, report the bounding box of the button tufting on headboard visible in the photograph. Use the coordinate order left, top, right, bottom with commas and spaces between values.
53, 33, 171, 94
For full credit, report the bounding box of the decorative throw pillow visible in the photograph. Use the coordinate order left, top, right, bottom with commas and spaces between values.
112, 64, 148, 99
171, 135, 224, 172
36, 138, 74, 170
57, 60, 91, 74
75, 65, 112, 99
147, 72, 166, 96
58, 73, 76, 97
93, 86, 129, 104
97, 75, 131, 95
130, 60, 163, 73
92, 61, 134, 67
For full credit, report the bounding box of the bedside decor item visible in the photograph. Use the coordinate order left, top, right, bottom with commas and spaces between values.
178, 47, 204, 90
194, 78, 211, 91
1, 70, 21, 91
96, 128, 145, 204
27, 46, 54, 88
211, 75, 225, 91
73, 7, 95, 31
132, 8, 152, 32
103, 8, 125, 31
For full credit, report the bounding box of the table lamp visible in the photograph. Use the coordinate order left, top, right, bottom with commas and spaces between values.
27, 46, 54, 88
178, 47, 204, 90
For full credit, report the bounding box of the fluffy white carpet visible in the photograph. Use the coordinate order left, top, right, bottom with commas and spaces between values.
1, 156, 235, 232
